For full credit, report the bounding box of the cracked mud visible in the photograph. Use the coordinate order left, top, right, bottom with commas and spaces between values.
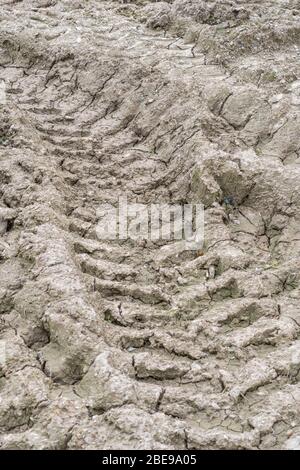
0, 0, 300, 450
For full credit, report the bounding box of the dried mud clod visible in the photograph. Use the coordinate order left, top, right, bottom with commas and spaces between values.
0, 0, 300, 451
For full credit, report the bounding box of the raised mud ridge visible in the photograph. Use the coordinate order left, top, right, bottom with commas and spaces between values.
0, 0, 300, 450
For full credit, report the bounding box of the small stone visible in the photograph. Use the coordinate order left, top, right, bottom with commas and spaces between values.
0, 219, 7, 236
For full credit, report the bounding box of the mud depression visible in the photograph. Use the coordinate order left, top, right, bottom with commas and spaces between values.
0, 0, 300, 450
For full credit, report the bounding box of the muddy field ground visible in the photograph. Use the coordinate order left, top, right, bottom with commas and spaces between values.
0, 0, 300, 450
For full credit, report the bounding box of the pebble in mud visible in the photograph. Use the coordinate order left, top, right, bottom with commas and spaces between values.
285, 435, 300, 450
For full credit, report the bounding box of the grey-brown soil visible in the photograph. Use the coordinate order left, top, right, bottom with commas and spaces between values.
0, 0, 300, 450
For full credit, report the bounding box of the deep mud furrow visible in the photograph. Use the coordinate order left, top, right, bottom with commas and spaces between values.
0, 0, 300, 450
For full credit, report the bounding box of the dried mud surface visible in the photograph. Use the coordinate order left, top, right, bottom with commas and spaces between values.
0, 0, 300, 450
